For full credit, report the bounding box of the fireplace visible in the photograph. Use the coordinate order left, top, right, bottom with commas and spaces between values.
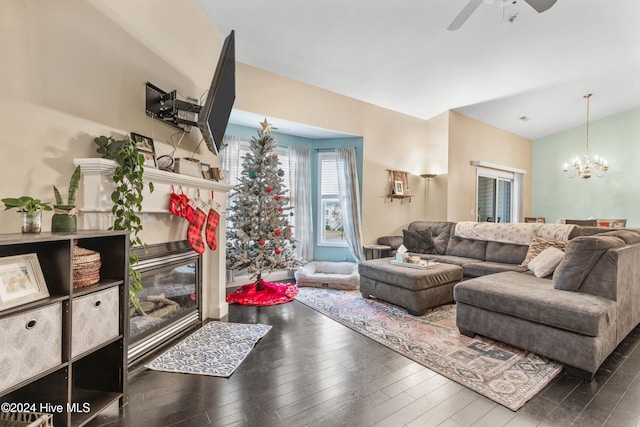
127, 241, 202, 364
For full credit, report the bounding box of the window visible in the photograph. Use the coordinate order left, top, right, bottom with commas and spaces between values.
318, 152, 346, 246
226, 140, 289, 190
223, 138, 290, 236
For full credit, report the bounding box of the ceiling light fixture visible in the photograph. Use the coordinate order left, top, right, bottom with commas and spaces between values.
563, 94, 608, 179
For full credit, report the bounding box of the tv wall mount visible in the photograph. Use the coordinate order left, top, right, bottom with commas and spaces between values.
145, 82, 201, 132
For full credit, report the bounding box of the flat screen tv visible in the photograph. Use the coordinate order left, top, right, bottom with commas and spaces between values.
197, 30, 235, 156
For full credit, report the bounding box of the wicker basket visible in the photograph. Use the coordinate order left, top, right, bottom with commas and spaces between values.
73, 244, 102, 288
0, 412, 54, 427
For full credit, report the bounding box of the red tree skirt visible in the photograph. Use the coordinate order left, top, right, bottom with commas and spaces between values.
226, 280, 299, 306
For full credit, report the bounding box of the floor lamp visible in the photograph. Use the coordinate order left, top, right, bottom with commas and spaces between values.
420, 173, 437, 219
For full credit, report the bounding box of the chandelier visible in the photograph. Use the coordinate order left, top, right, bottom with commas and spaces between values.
563, 94, 608, 179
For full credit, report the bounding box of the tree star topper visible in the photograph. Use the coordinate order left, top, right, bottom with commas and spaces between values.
260, 118, 272, 134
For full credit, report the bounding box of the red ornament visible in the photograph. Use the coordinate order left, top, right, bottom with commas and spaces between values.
266, 187, 273, 193
259, 239, 265, 246
274, 229, 282, 236
274, 195, 281, 201
274, 247, 281, 254
278, 207, 283, 212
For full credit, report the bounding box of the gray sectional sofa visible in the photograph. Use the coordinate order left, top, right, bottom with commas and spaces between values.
374, 220, 640, 379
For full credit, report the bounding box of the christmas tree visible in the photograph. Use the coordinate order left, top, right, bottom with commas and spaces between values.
226, 120, 298, 295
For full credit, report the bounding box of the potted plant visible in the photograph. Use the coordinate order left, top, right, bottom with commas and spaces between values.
52, 165, 82, 232
1, 196, 53, 234
94, 135, 154, 309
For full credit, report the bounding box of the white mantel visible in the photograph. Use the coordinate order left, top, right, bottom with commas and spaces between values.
73, 158, 234, 320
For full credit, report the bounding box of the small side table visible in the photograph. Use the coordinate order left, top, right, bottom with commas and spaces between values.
363, 244, 391, 260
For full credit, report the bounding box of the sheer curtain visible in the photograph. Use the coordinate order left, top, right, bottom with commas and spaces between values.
220, 135, 240, 185
288, 146, 314, 261
220, 135, 240, 283
513, 172, 524, 223
336, 147, 365, 262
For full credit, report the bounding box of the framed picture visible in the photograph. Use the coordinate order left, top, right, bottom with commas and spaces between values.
394, 180, 404, 195
131, 132, 157, 168
0, 254, 49, 311
201, 163, 212, 180
211, 167, 226, 182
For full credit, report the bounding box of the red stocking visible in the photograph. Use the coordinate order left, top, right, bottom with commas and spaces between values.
187, 208, 206, 254
205, 209, 220, 251
170, 192, 196, 224
182, 196, 197, 224
168, 191, 182, 216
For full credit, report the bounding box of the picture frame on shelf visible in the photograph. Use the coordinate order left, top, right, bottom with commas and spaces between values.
130, 132, 157, 168
211, 167, 226, 182
0, 254, 49, 311
201, 163, 213, 180
394, 180, 404, 195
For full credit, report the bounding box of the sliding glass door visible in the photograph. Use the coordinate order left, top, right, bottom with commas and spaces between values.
477, 169, 513, 223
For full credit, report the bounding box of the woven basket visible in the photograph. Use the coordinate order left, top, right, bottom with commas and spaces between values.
0, 412, 54, 427
73, 245, 102, 288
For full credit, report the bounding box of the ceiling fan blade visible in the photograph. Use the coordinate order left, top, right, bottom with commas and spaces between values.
523, 0, 557, 13
447, 0, 484, 31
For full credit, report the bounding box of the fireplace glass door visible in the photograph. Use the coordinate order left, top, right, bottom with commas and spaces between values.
128, 241, 201, 364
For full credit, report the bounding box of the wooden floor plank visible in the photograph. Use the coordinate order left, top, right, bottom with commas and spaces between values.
373, 382, 467, 427
450, 397, 498, 426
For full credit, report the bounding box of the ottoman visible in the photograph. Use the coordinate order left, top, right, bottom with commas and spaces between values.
358, 258, 463, 315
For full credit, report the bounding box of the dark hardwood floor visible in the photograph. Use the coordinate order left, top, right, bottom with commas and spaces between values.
89, 299, 640, 427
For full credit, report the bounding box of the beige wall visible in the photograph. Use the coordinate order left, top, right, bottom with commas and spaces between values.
0, 0, 530, 245
0, 0, 217, 235
447, 111, 532, 222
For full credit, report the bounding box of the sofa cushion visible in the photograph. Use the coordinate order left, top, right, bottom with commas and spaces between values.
597, 229, 640, 245
528, 247, 565, 278
422, 254, 481, 267
446, 235, 487, 260
402, 228, 436, 254
454, 272, 616, 337
553, 235, 625, 291
462, 261, 529, 278
408, 221, 453, 255
377, 235, 403, 250
485, 241, 529, 265
578, 249, 620, 300
521, 233, 568, 267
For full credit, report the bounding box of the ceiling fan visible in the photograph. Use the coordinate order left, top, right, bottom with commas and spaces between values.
447, 0, 557, 31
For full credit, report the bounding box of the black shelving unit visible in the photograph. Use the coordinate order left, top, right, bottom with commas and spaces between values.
0, 231, 129, 427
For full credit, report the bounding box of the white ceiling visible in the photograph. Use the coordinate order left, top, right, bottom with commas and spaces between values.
201, 0, 640, 140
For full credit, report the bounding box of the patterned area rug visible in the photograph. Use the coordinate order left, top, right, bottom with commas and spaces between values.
145, 321, 272, 377
295, 288, 562, 411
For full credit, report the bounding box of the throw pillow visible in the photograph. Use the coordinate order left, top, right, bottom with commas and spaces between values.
402, 228, 436, 254
521, 233, 568, 267
553, 235, 625, 291
527, 247, 564, 278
